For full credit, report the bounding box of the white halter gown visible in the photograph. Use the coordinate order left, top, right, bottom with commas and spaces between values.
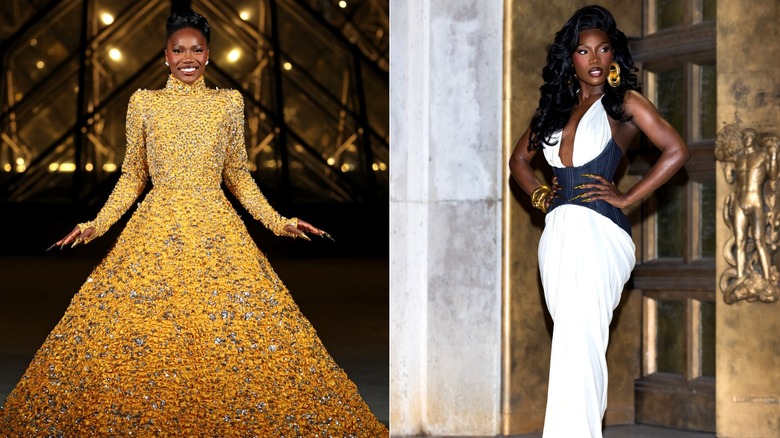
538, 97, 636, 438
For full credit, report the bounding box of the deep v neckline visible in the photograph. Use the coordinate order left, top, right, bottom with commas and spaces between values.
558, 95, 604, 167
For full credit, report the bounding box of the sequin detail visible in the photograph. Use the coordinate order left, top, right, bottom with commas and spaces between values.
0, 75, 387, 437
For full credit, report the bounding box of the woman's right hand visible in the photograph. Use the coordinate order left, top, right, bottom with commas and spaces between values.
50, 225, 95, 250
547, 176, 564, 210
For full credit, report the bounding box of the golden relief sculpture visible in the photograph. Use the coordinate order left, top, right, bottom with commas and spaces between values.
715, 124, 780, 303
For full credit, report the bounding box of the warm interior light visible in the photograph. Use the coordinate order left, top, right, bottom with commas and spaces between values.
59, 163, 76, 172
3, 164, 11, 172
239, 10, 250, 20
379, 162, 387, 171
49, 163, 59, 172
15, 157, 24, 165
36, 60, 45, 69
100, 12, 115, 25
30, 38, 38, 46
85, 163, 94, 171
283, 62, 292, 71
227, 49, 241, 63
103, 163, 117, 172
372, 163, 379, 171
327, 157, 335, 165
16, 164, 26, 172
339, 1, 347, 8
109, 48, 122, 61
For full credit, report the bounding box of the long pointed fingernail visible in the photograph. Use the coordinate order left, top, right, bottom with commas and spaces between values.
46, 243, 57, 252
299, 232, 311, 241
71, 238, 82, 248
581, 198, 594, 203
573, 184, 587, 190
581, 173, 598, 179
570, 192, 589, 201
321, 232, 335, 242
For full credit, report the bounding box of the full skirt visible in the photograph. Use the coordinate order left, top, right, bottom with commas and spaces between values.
0, 187, 387, 437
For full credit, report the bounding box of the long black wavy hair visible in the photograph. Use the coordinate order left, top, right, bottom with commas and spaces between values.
528, 5, 639, 151
166, 9, 210, 43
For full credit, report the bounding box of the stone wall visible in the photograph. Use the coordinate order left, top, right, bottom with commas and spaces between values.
389, 1, 505, 435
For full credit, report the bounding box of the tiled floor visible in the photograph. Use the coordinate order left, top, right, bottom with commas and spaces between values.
0, 255, 389, 426
427, 424, 714, 437
515, 424, 715, 437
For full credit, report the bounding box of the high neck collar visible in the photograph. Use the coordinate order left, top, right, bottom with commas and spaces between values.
165, 75, 206, 94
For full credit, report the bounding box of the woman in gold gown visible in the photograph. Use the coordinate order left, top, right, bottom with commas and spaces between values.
0, 10, 388, 437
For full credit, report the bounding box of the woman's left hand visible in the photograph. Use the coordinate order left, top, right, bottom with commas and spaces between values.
284, 219, 335, 241
579, 174, 630, 209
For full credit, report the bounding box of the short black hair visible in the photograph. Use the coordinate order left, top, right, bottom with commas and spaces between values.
166, 10, 210, 43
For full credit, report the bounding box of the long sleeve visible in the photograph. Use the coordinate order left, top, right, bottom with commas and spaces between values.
222, 90, 297, 237
79, 91, 148, 240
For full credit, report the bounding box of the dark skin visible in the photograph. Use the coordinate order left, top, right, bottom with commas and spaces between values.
54, 27, 329, 249
509, 29, 690, 210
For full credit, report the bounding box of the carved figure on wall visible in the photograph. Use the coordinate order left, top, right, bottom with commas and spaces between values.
715, 124, 780, 303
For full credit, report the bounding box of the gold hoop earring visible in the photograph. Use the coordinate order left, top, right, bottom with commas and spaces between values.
608, 62, 621, 88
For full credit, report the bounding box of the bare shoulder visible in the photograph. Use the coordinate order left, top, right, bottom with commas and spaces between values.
606, 90, 653, 147
619, 89, 669, 133
622, 89, 657, 118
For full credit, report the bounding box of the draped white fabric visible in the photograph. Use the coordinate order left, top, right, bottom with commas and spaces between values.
538, 99, 636, 438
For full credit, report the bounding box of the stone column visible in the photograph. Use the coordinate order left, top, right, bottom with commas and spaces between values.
716, 1, 780, 436
390, 0, 504, 435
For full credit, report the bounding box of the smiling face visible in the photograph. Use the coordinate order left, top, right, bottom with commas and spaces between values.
571, 28, 613, 91
164, 27, 209, 84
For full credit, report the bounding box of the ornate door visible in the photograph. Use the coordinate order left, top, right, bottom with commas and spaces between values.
631, 0, 717, 431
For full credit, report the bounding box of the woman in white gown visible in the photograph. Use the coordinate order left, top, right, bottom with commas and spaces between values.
508, 5, 689, 437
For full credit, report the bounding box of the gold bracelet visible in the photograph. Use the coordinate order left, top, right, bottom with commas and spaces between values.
531, 185, 551, 213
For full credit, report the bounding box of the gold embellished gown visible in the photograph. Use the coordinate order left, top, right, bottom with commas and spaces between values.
0, 76, 388, 437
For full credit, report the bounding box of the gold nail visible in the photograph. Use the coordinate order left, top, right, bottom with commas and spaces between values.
570, 192, 589, 201
581, 173, 598, 179
299, 232, 311, 241
46, 243, 57, 252
71, 238, 82, 248
321, 232, 335, 242
573, 184, 587, 190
